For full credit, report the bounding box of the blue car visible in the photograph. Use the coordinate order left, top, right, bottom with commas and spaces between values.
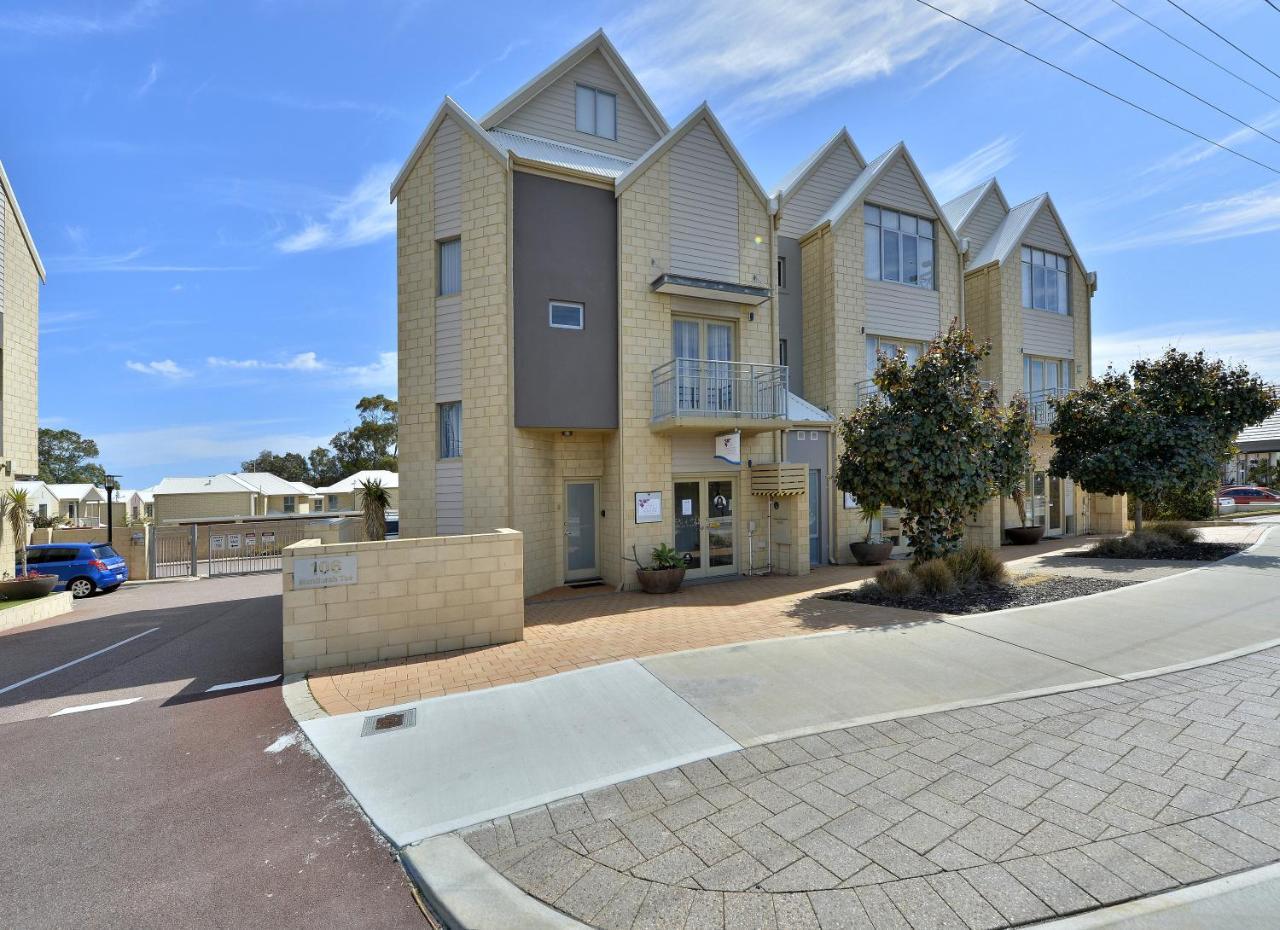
23, 542, 129, 598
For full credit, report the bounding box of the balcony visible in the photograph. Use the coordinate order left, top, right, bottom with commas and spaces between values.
1025, 387, 1071, 428
651, 358, 789, 432
853, 379, 994, 409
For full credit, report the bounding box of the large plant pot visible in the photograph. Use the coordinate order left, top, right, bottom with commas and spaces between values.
635, 567, 686, 595
1005, 525, 1046, 546
0, 575, 57, 600
849, 541, 894, 566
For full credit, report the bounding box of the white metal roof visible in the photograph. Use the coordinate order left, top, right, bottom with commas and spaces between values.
940, 177, 1007, 234
787, 392, 835, 425
1238, 407, 1280, 449
966, 192, 1086, 272
233, 472, 313, 496
489, 128, 633, 180
153, 474, 259, 496
772, 127, 865, 203
390, 97, 509, 202
316, 469, 400, 494
0, 159, 46, 282
45, 483, 107, 502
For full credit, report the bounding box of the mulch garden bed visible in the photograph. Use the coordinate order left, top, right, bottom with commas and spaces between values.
1070, 541, 1248, 562
821, 574, 1133, 615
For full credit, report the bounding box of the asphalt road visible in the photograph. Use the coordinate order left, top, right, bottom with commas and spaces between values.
0, 576, 426, 929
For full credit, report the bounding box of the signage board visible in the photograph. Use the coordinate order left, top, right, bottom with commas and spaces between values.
294, 554, 359, 589
635, 491, 662, 524
211, 535, 226, 551
714, 431, 741, 465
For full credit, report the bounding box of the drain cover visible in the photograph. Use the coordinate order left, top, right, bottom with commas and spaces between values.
360, 707, 417, 737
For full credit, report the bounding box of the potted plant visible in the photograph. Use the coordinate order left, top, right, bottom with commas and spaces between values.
849, 505, 894, 565
1005, 482, 1045, 545
0, 489, 56, 600
635, 543, 687, 594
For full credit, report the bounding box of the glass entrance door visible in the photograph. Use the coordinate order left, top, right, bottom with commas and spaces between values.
673, 317, 735, 413
1048, 475, 1064, 535
673, 478, 737, 578
564, 480, 599, 581
808, 469, 821, 565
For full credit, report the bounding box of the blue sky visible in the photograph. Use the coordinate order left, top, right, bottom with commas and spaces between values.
4, 0, 1279, 487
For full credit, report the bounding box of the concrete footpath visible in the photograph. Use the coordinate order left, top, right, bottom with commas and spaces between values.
300, 525, 1280, 850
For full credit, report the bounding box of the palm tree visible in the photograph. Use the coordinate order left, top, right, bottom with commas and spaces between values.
359, 478, 391, 542
3, 489, 32, 576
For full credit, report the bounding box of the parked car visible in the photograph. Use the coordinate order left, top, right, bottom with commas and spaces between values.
1219, 486, 1280, 505
1217, 497, 1239, 514
22, 542, 129, 598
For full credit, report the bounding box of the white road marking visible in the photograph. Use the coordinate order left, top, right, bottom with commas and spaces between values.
0, 627, 160, 696
50, 697, 142, 717
265, 731, 299, 753
205, 674, 281, 693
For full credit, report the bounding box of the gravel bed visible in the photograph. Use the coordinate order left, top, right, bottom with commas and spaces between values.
821, 574, 1133, 615
1070, 541, 1248, 562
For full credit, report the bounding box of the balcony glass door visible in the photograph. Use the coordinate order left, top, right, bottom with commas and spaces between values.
673, 317, 735, 414
673, 477, 736, 578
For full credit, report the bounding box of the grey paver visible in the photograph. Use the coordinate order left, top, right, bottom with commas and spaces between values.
693, 850, 771, 892
797, 830, 872, 880
618, 814, 682, 858
656, 795, 717, 832
633, 883, 697, 930
1042, 847, 1139, 905
676, 819, 740, 867
1002, 856, 1097, 914
887, 811, 954, 854
1078, 839, 1177, 894
924, 872, 1006, 930
853, 883, 911, 929
772, 892, 822, 930
708, 798, 771, 837
556, 864, 631, 923
826, 808, 893, 848
953, 817, 1023, 861
683, 890, 725, 930
736, 824, 803, 872
548, 796, 595, 833
591, 837, 647, 871
758, 857, 841, 892
593, 875, 650, 930
960, 863, 1053, 923
632, 846, 707, 884
723, 891, 776, 930
807, 889, 872, 930
859, 835, 940, 879
765, 802, 830, 841
880, 876, 967, 929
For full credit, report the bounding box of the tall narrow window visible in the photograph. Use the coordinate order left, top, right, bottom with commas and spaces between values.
777, 256, 787, 289
575, 85, 617, 140
438, 402, 462, 459
779, 338, 788, 367
438, 238, 461, 296
1020, 246, 1070, 313
864, 205, 934, 289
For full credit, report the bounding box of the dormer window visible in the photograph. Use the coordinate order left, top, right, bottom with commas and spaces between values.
575, 85, 617, 140
864, 205, 934, 289
1022, 246, 1070, 313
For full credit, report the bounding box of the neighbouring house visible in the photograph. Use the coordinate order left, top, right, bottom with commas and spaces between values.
942, 179, 1119, 539
314, 469, 399, 513
15, 480, 58, 524
233, 472, 318, 515
391, 29, 1116, 598
45, 484, 107, 527
1225, 396, 1280, 485
108, 489, 148, 524
151, 474, 262, 524
138, 487, 155, 521
1, 160, 43, 571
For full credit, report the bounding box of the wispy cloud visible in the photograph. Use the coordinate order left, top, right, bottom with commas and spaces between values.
1093, 322, 1280, 383
207, 352, 326, 372
125, 359, 192, 379
456, 38, 530, 90
253, 91, 406, 120
1092, 181, 1280, 253
0, 0, 164, 37
205, 350, 396, 389
50, 246, 252, 273
136, 60, 161, 96
275, 163, 397, 253
40, 309, 97, 335
928, 135, 1018, 202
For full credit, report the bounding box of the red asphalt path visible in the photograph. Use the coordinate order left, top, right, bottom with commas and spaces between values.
0, 576, 426, 929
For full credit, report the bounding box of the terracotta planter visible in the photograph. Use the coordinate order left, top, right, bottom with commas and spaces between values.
635, 567, 686, 594
0, 575, 58, 600
849, 541, 894, 566
1005, 525, 1046, 545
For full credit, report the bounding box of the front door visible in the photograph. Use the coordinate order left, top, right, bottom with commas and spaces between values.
1048, 475, 1064, 535
673, 478, 737, 578
808, 469, 822, 565
564, 480, 599, 581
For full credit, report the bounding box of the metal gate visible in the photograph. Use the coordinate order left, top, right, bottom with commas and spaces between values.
205, 520, 311, 576
151, 526, 196, 578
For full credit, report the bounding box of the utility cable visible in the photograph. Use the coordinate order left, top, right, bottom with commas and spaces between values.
1164, 0, 1280, 84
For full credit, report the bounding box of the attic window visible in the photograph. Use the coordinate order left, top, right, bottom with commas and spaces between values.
575, 85, 616, 141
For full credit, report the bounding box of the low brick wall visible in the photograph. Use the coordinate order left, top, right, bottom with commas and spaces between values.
0, 591, 74, 634
281, 529, 524, 675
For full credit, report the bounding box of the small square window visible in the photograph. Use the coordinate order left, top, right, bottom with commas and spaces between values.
549, 301, 584, 330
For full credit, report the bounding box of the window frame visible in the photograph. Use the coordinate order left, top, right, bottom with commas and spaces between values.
548, 300, 585, 331
863, 204, 935, 290
778, 338, 788, 368
438, 401, 462, 460
574, 84, 617, 141
777, 256, 787, 290
437, 237, 461, 297
1020, 246, 1071, 314
283, 495, 296, 514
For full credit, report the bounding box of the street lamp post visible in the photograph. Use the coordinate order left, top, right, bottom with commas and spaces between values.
104, 473, 121, 547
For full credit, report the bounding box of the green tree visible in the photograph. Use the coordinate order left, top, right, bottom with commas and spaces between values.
330, 394, 398, 475
1248, 460, 1279, 488
1050, 349, 1278, 531
38, 428, 108, 484
240, 450, 311, 483
836, 327, 1034, 562
307, 447, 342, 487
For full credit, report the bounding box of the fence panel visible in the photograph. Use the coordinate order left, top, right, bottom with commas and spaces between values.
152, 527, 195, 578
205, 520, 315, 576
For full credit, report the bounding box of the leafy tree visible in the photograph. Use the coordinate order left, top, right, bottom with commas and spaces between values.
38, 428, 108, 485
307, 447, 342, 487
837, 327, 1035, 562
330, 394, 398, 475
1050, 349, 1278, 531
240, 450, 311, 483
1248, 460, 1279, 488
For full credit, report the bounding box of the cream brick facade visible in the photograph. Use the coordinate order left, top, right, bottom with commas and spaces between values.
153, 491, 257, 524
281, 529, 524, 674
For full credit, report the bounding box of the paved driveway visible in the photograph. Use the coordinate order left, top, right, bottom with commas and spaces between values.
0, 577, 425, 929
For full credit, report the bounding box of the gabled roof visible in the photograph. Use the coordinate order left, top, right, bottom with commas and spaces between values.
787, 392, 835, 425
480, 30, 668, 139
45, 483, 105, 503
967, 192, 1086, 271
941, 177, 1008, 234
1237, 405, 1280, 450
234, 472, 310, 496
773, 127, 865, 205
316, 469, 400, 494
489, 127, 633, 181
153, 474, 260, 496
390, 97, 509, 202
0, 159, 46, 282
615, 103, 770, 209
815, 143, 960, 246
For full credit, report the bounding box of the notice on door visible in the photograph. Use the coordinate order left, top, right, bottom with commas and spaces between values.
294, 554, 358, 589
635, 491, 662, 524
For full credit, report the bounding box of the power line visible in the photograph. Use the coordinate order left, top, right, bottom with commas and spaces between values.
1164, 0, 1280, 83
1022, 0, 1280, 146
1108, 0, 1280, 106
1264, 0, 1280, 15
906, 0, 1280, 174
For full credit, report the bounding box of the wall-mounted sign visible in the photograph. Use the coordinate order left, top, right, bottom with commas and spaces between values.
229, 534, 241, 550
714, 431, 741, 465
635, 491, 662, 524
211, 535, 226, 551
245, 533, 256, 551
262, 532, 277, 549
294, 554, 358, 589
843, 493, 857, 510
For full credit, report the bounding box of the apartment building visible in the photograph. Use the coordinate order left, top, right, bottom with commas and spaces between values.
394, 30, 1114, 596
1, 160, 43, 571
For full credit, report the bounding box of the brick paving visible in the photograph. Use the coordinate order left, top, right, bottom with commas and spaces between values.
306, 535, 1141, 715
460, 645, 1280, 929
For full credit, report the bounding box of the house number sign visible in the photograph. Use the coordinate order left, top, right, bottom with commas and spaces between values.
294, 555, 359, 589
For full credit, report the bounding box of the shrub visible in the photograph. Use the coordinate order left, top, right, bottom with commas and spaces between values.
1149, 522, 1198, 546
874, 567, 919, 599
945, 545, 1009, 587
912, 558, 958, 596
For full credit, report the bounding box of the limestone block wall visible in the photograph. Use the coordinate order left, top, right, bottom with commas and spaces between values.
3, 192, 39, 478
281, 529, 524, 675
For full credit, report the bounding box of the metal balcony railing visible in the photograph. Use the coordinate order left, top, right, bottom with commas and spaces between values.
853, 379, 994, 409
651, 358, 789, 423
1024, 387, 1072, 428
